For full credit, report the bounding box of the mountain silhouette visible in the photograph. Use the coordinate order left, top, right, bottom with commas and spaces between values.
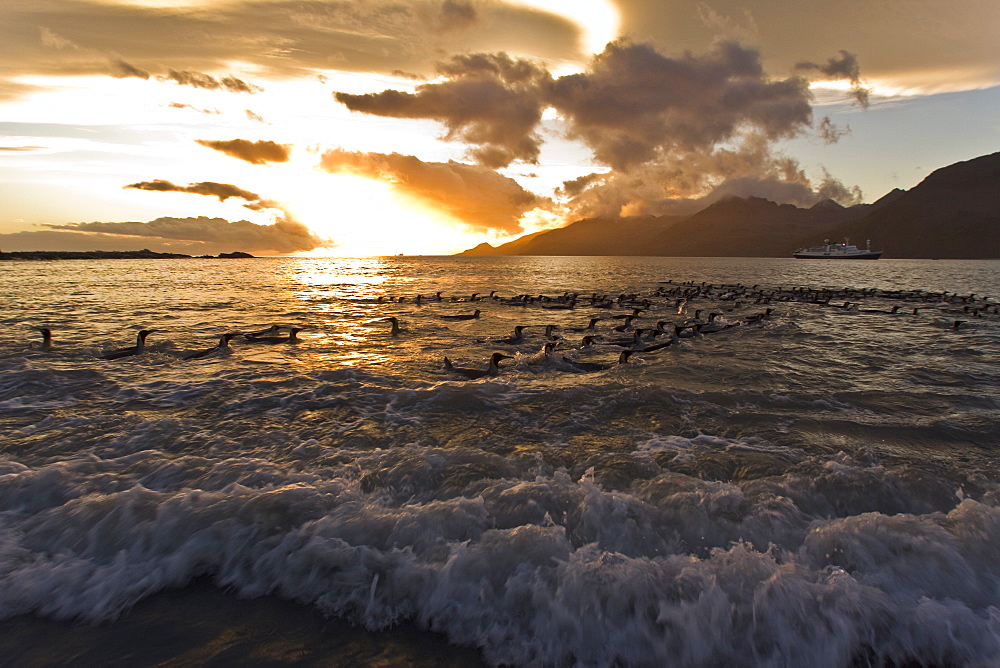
812, 152, 1000, 258
459, 151, 1000, 259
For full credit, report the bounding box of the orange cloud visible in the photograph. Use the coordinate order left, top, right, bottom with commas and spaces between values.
195, 139, 292, 165
336, 52, 552, 168
47, 216, 325, 253
125, 179, 262, 202
318, 149, 547, 234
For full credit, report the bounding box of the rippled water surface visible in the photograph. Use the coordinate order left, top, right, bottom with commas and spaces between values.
1, 256, 999, 666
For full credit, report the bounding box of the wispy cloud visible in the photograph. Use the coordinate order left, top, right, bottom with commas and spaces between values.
110, 58, 150, 80
195, 139, 292, 165
166, 102, 220, 114
796, 50, 870, 107
124, 179, 263, 203
162, 69, 263, 94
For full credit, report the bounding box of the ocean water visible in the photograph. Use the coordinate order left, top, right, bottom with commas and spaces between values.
1, 255, 999, 666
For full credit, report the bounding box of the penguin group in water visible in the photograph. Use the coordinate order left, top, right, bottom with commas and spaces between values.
28, 324, 305, 362
25, 280, 994, 375
383, 280, 994, 379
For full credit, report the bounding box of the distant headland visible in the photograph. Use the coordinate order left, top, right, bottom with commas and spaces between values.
0, 249, 255, 261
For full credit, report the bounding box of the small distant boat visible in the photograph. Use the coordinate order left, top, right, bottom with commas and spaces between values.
793, 238, 882, 259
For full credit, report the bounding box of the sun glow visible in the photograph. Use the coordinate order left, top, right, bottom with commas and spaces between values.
507, 0, 621, 55
273, 167, 478, 256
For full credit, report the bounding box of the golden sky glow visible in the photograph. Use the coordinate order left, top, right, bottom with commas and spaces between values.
510, 0, 621, 56
1, 0, 998, 255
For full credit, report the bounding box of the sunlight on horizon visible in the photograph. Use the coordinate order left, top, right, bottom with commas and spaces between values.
277, 170, 485, 257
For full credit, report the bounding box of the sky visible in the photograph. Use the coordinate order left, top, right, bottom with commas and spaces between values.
1, 0, 998, 256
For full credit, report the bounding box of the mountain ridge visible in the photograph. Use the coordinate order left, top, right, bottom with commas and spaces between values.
458, 151, 1000, 259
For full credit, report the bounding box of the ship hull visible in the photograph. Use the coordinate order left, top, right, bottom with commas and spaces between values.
792, 252, 883, 259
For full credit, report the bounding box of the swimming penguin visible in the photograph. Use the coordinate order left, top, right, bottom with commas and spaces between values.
245, 324, 283, 339
570, 317, 601, 332
698, 315, 733, 334
102, 329, 156, 360
640, 336, 677, 353
612, 315, 634, 332
184, 332, 239, 360
674, 324, 701, 338
441, 309, 481, 321
605, 329, 646, 348
443, 352, 512, 379
494, 325, 527, 344
244, 327, 302, 344
32, 327, 53, 351
743, 308, 774, 323
561, 350, 634, 372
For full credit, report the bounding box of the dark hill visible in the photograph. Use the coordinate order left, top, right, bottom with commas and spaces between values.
456, 151, 1000, 259
459, 215, 683, 256
647, 196, 860, 257
456, 230, 548, 256
818, 152, 1000, 258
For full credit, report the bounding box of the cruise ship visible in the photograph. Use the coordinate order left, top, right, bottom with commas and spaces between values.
793, 239, 882, 259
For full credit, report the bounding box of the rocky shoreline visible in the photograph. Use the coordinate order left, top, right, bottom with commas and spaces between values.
0, 249, 255, 260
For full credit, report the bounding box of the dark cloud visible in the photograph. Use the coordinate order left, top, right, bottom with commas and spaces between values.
110, 58, 149, 80
318, 149, 547, 234
123, 178, 290, 217
796, 50, 870, 107
558, 172, 605, 198
195, 139, 292, 165
337, 40, 859, 217
125, 179, 262, 203
390, 70, 427, 81
336, 41, 819, 172
550, 40, 813, 171
161, 69, 262, 93
817, 116, 850, 144
796, 49, 860, 82
335, 52, 552, 168
46, 216, 326, 253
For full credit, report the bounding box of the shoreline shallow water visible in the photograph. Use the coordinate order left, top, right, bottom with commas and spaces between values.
2, 256, 998, 665
0, 578, 486, 666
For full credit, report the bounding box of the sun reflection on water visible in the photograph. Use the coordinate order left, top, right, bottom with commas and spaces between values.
287, 257, 390, 289
277, 257, 407, 367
